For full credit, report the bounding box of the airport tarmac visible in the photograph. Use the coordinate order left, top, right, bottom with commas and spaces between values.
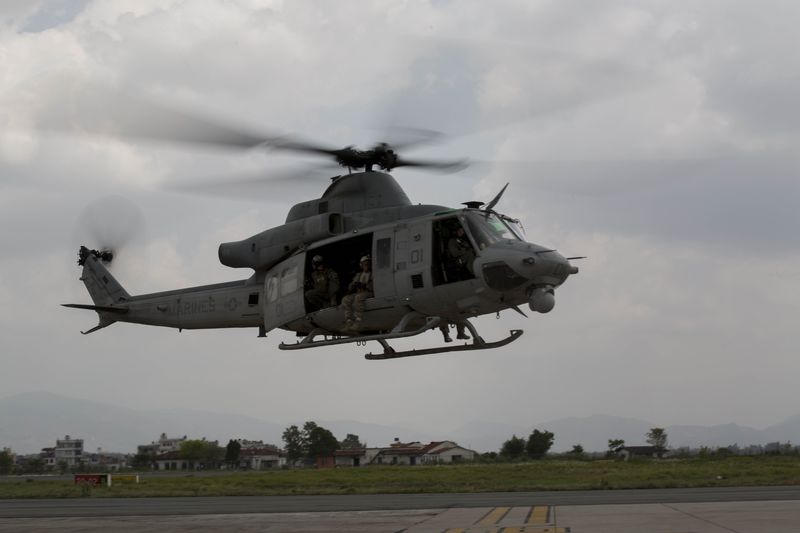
1, 500, 800, 532
2, 487, 800, 532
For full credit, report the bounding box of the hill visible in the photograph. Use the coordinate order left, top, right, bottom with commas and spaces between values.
3, 392, 800, 454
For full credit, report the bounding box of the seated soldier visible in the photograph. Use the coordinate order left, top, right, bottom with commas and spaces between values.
447, 226, 476, 281
341, 255, 373, 332
304, 255, 340, 312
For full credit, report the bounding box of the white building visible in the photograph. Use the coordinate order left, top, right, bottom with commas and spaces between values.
54, 435, 84, 467
238, 447, 285, 470
333, 440, 477, 467
137, 433, 187, 456
154, 451, 189, 471
420, 441, 476, 464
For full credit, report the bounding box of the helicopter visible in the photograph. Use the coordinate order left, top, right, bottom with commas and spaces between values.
63, 105, 582, 360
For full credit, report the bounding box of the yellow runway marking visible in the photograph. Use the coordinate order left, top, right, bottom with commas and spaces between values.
477, 506, 511, 526
496, 525, 569, 533
440, 505, 568, 533
500, 526, 569, 533
528, 505, 549, 524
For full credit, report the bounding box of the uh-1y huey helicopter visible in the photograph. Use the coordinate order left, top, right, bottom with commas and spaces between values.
63, 110, 582, 360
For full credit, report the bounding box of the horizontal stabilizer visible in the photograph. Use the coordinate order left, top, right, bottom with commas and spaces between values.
62, 303, 129, 314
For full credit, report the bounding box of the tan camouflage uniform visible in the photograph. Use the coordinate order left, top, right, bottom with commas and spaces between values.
304, 267, 340, 311
342, 263, 373, 327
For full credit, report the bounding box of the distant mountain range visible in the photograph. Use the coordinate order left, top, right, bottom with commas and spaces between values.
1, 392, 798, 454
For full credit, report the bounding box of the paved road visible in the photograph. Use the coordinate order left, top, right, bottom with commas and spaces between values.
2, 485, 800, 518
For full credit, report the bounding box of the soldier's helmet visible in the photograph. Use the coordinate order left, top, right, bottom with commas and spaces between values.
312, 255, 323, 265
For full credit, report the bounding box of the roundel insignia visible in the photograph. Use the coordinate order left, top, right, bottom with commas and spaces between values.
225, 297, 239, 312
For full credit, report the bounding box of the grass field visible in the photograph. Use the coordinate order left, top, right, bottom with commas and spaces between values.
1, 456, 799, 499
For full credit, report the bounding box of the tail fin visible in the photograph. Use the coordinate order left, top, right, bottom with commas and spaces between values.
63, 247, 130, 334
77, 247, 130, 306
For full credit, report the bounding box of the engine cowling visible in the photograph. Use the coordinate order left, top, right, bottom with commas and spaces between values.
219, 213, 342, 271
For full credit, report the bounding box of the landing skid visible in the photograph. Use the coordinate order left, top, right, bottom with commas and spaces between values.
279, 314, 441, 351
365, 329, 523, 360
279, 311, 524, 360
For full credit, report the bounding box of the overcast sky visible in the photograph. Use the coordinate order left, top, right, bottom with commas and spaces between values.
1, 1, 799, 439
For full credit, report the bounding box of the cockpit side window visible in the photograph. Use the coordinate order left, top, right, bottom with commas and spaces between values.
432, 216, 477, 285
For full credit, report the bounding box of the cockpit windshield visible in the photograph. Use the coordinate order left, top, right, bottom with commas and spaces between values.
501, 215, 526, 240
464, 212, 521, 249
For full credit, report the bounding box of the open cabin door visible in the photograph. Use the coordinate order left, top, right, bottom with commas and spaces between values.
263, 253, 306, 332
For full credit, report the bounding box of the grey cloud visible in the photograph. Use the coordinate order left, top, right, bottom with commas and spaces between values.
509, 155, 800, 252
2, 1, 800, 437
18, 0, 89, 33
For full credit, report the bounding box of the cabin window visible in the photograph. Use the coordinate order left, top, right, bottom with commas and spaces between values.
267, 275, 279, 302
328, 213, 343, 234
376, 238, 391, 269
280, 266, 298, 296
248, 293, 259, 306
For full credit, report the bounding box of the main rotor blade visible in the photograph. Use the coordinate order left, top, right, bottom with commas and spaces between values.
394, 156, 469, 173
45, 82, 344, 156
165, 163, 338, 200
376, 127, 444, 151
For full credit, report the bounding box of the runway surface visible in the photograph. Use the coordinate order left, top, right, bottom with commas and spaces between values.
1, 485, 799, 518
3, 486, 800, 532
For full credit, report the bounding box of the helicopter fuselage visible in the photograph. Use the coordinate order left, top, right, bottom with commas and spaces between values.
68, 171, 577, 352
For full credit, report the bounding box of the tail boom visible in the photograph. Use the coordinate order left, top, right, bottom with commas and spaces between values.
65, 246, 263, 334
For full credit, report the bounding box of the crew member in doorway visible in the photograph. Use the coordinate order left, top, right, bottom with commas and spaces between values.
342, 255, 373, 332
304, 255, 340, 312
447, 227, 475, 280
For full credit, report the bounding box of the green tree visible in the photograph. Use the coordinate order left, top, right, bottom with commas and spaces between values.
525, 429, 555, 459
340, 433, 364, 449
306, 425, 340, 458
301, 421, 319, 448
180, 440, 208, 462
500, 435, 526, 459
179, 439, 222, 468
131, 453, 154, 470
282, 425, 304, 464
0, 450, 12, 475
203, 442, 224, 467
607, 438, 625, 454
569, 444, 584, 455
646, 428, 668, 456
23, 458, 45, 474
225, 439, 242, 466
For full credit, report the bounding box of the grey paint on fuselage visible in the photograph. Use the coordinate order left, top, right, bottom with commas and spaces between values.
70, 171, 576, 341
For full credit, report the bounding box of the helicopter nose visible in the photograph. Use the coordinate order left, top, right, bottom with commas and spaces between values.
520, 251, 576, 281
